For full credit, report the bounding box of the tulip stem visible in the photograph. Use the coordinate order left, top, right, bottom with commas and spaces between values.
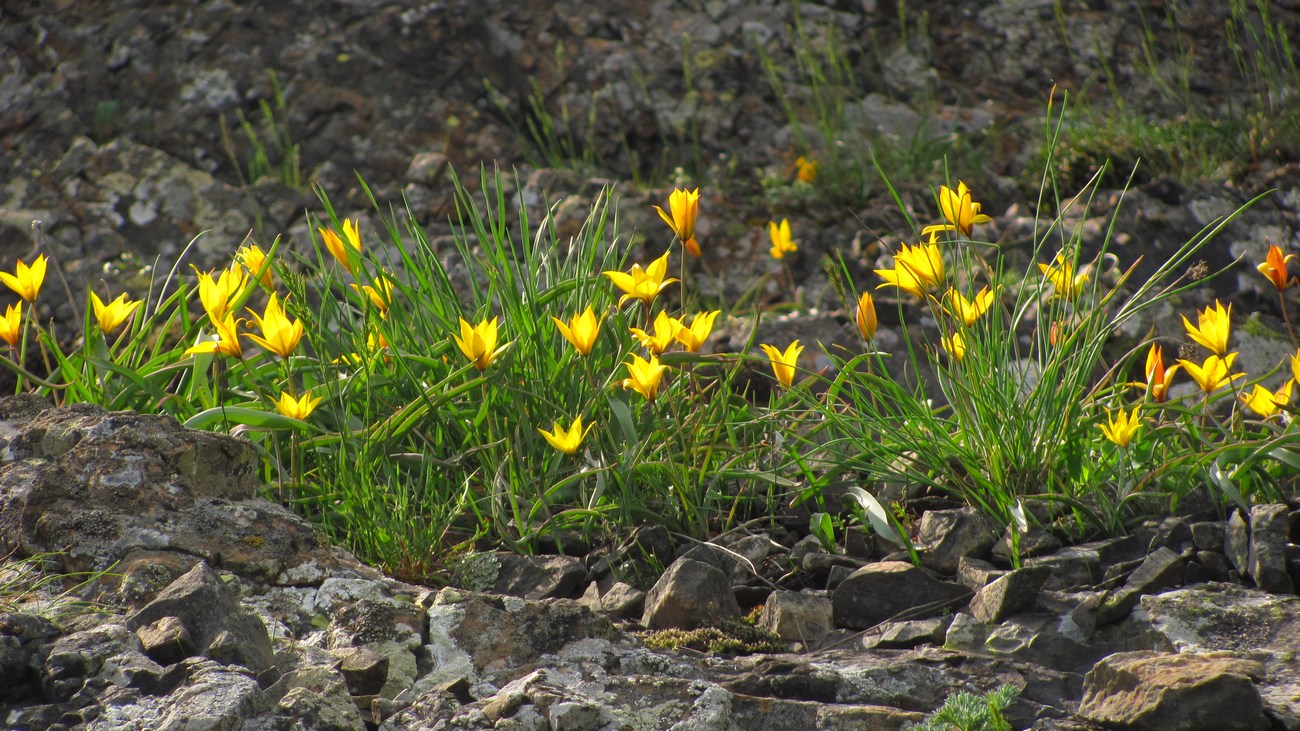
1277, 291, 1298, 349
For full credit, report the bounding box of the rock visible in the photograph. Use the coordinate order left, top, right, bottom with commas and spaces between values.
0, 404, 335, 582
1025, 544, 1102, 591
426, 588, 615, 684
970, 566, 1051, 624
134, 616, 195, 667
957, 556, 1006, 590
1225, 509, 1251, 576
831, 561, 970, 630
333, 645, 389, 697
993, 525, 1062, 560
268, 664, 367, 731
641, 558, 742, 630
596, 581, 646, 618
127, 562, 275, 677
490, 553, 587, 600
915, 507, 1001, 574
758, 590, 833, 643
861, 617, 950, 650
1194, 550, 1234, 582
1248, 503, 1294, 594
1078, 651, 1268, 731
43, 622, 168, 701
1097, 547, 1184, 624
155, 660, 270, 731
1138, 583, 1300, 725
1190, 521, 1225, 552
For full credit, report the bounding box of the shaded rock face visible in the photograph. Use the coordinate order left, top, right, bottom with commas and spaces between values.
0, 401, 331, 581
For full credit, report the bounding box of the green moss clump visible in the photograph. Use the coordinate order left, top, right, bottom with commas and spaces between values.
642, 620, 785, 655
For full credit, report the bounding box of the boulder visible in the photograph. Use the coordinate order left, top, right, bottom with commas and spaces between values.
969, 565, 1051, 624
1078, 651, 1268, 731
127, 561, 275, 677
0, 403, 335, 582
490, 553, 587, 600
758, 590, 833, 643
915, 507, 1000, 574
641, 558, 742, 630
832, 561, 969, 630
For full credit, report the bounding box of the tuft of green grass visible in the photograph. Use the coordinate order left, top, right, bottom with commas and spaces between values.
220, 70, 303, 189
904, 684, 1019, 731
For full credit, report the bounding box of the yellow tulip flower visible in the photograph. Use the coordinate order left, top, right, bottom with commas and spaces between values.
630, 310, 680, 356
1178, 352, 1244, 394
275, 391, 322, 420
538, 416, 593, 455
855, 292, 877, 341
1257, 244, 1297, 292
875, 236, 945, 298
1, 255, 47, 303
922, 181, 993, 238
1038, 254, 1089, 301
653, 188, 701, 257
553, 306, 602, 356
945, 286, 995, 327
194, 265, 248, 322
794, 156, 818, 183
622, 353, 668, 401
238, 244, 274, 289
1181, 300, 1231, 356
768, 218, 797, 260
90, 291, 142, 335
674, 310, 720, 352
1241, 381, 1292, 419
247, 293, 304, 358
0, 303, 21, 347
351, 274, 395, 315
185, 314, 244, 358
1293, 349, 1300, 385
1143, 344, 1180, 403
319, 219, 362, 273
760, 341, 803, 388
1099, 405, 1142, 447
454, 316, 505, 371
603, 251, 678, 308
941, 331, 966, 361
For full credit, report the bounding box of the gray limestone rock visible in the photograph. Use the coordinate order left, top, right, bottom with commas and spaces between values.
641, 558, 742, 631
758, 590, 833, 644
970, 565, 1052, 624
491, 553, 587, 600
915, 507, 1001, 574
832, 561, 970, 630
1097, 547, 1184, 624
1248, 503, 1295, 594
127, 561, 275, 677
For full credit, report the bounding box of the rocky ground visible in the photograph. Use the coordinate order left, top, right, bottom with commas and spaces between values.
0, 400, 1298, 730
3, 1, 1300, 729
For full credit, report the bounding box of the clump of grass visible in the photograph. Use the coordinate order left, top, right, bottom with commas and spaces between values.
1040, 0, 1300, 188
0, 553, 113, 620
905, 684, 1019, 731
220, 70, 303, 189
1, 89, 1296, 582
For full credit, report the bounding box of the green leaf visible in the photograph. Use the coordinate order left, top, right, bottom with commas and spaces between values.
184, 406, 312, 431
809, 512, 836, 552
607, 395, 637, 445
844, 486, 905, 546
